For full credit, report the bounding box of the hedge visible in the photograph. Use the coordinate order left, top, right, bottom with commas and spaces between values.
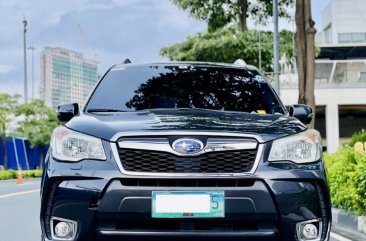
325, 147, 366, 216
0, 169, 43, 180
348, 129, 366, 147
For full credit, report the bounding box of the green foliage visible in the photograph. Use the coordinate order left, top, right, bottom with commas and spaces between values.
161, 28, 294, 72
348, 129, 366, 147
172, 0, 293, 32
22, 169, 43, 178
0, 93, 20, 137
325, 147, 366, 215
0, 94, 20, 168
0, 169, 43, 180
165, 0, 295, 72
0, 169, 17, 179
15, 99, 59, 147
173, 0, 231, 32
250, 0, 294, 21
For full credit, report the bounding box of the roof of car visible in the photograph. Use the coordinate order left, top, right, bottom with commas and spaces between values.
111, 61, 259, 71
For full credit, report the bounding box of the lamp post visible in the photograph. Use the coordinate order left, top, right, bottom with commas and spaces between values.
273, 0, 280, 95
28, 46, 36, 100
23, 17, 28, 103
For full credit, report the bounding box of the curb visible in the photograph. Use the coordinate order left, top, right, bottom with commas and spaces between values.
332, 208, 366, 234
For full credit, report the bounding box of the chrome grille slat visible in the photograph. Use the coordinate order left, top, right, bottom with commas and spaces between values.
118, 137, 257, 157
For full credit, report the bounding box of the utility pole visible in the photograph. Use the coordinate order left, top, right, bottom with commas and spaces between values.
23, 17, 28, 103
273, 0, 280, 95
28, 46, 36, 100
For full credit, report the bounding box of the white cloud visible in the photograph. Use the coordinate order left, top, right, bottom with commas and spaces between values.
0, 82, 24, 96
0, 0, 206, 97
0, 65, 16, 74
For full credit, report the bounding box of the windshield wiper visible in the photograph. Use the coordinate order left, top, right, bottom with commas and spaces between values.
87, 108, 127, 113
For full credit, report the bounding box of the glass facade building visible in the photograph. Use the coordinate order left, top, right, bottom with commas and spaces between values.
40, 47, 98, 109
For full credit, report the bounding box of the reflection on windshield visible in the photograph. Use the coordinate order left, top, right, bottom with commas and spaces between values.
86, 65, 284, 114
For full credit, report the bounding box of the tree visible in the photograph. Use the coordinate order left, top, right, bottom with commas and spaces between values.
15, 99, 59, 168
0, 94, 20, 169
164, 0, 295, 70
172, 0, 293, 32
15, 99, 59, 148
161, 28, 294, 72
295, 0, 316, 127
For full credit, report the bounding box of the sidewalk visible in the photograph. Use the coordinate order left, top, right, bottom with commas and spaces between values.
332, 208, 366, 238
332, 223, 366, 241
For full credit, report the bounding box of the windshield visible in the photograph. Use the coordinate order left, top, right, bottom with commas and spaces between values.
85, 65, 285, 114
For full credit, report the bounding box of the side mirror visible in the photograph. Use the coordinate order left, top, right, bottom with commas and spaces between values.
289, 104, 313, 125
57, 103, 79, 122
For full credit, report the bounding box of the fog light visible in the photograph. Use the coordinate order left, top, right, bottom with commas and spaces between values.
296, 219, 321, 241
51, 217, 77, 240
302, 223, 318, 239
55, 222, 72, 237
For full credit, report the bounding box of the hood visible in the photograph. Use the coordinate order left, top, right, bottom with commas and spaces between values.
66, 109, 306, 143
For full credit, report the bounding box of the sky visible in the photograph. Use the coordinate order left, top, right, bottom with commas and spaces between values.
0, 0, 330, 99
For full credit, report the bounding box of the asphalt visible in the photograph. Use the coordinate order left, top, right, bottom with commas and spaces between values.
0, 178, 40, 196
0, 178, 41, 241
0, 178, 365, 241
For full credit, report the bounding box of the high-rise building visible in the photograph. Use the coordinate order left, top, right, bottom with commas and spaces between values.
40, 47, 98, 109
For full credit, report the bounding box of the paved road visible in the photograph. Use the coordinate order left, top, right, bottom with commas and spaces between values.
0, 179, 41, 241
0, 178, 363, 241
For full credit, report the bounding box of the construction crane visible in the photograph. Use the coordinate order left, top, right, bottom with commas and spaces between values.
78, 24, 96, 60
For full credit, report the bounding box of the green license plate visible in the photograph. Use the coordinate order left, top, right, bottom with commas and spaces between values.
152, 191, 225, 218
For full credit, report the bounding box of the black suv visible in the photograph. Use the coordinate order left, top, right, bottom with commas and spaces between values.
40, 62, 331, 241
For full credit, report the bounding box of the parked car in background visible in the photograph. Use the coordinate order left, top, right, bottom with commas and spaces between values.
40, 61, 331, 241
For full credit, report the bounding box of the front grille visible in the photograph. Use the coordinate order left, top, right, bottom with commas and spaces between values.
118, 149, 257, 173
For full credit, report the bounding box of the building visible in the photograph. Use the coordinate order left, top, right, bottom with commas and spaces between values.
40, 47, 98, 109
317, 0, 366, 45
279, 0, 366, 153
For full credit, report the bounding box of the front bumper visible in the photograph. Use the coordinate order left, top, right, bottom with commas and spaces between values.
40, 144, 331, 241
41, 178, 331, 241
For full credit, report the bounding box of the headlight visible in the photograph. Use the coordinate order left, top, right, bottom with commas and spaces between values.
51, 127, 106, 162
268, 129, 321, 164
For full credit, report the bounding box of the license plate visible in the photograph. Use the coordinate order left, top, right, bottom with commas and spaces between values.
152, 191, 225, 218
